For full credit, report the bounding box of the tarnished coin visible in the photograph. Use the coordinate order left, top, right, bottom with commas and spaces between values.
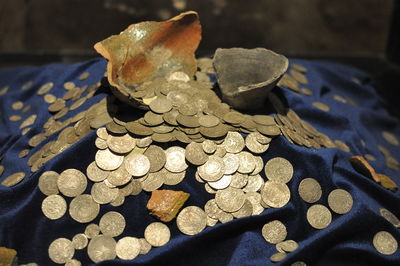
69, 194, 100, 223
208, 174, 232, 190
48, 238, 74, 264
373, 231, 398, 255
38, 171, 60, 195
298, 178, 322, 203
380, 208, 400, 227
261, 181, 291, 208
232, 199, 253, 218
177, 206, 207, 235
382, 131, 399, 146
264, 157, 293, 183
57, 169, 87, 197
215, 187, 246, 212
141, 171, 165, 192
65, 259, 81, 266
163, 168, 186, 186
87, 235, 117, 263
95, 148, 124, 171
204, 199, 224, 219
246, 192, 265, 215
222, 153, 239, 175
107, 166, 132, 187
86, 161, 109, 182
307, 204, 332, 229
165, 146, 188, 173
237, 152, 256, 174
91, 181, 119, 204
327, 189, 353, 214
262, 220, 287, 244
198, 156, 225, 182
1, 172, 26, 187
202, 140, 217, 154
223, 132, 245, 153
144, 145, 166, 172
41, 194, 67, 220
245, 132, 270, 154
72, 233, 88, 250
116, 237, 141, 260
84, 224, 100, 239
144, 222, 170, 247
242, 174, 263, 193
99, 211, 126, 237
185, 142, 208, 165
124, 153, 150, 177
149, 96, 173, 114
230, 173, 248, 189
107, 134, 136, 154
198, 115, 220, 128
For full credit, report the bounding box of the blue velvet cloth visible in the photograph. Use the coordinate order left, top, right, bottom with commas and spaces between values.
0, 58, 399, 266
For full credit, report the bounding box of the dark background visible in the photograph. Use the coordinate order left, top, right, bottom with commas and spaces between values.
0, 0, 399, 114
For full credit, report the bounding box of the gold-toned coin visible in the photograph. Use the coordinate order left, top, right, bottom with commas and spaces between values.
124, 153, 150, 177
95, 148, 124, 171
290, 69, 308, 84
276, 240, 298, 252
202, 140, 217, 154
48, 98, 66, 112
144, 222, 171, 247
218, 211, 234, 223
0, 165, 4, 177
65, 259, 81, 266
364, 154, 376, 161
136, 136, 153, 148
91, 181, 119, 204
95, 137, 108, 149
206, 216, 218, 227
215, 187, 246, 212
72, 233, 88, 250
57, 169, 87, 197
107, 165, 132, 187
177, 206, 207, 235
270, 252, 287, 262
334, 140, 350, 152
237, 151, 256, 174
99, 211, 126, 237
306, 204, 332, 229
242, 174, 263, 193
19, 114, 37, 129
198, 115, 220, 128
292, 261, 307, 266
373, 231, 398, 255
298, 178, 322, 203
69, 194, 100, 223
21, 81, 33, 91
312, 101, 330, 112
1, 172, 26, 187
41, 194, 67, 220
252, 156, 264, 175
165, 146, 188, 173
163, 168, 186, 186
204, 199, 224, 219
327, 189, 353, 214
382, 131, 399, 146
64, 81, 75, 90
253, 115, 276, 126
261, 181, 290, 208
38, 171, 60, 195
48, 238, 74, 264
84, 224, 100, 239
264, 157, 293, 184
262, 220, 287, 244
116, 237, 141, 260
86, 161, 109, 182
141, 171, 165, 192
87, 235, 117, 263
222, 132, 245, 154
185, 142, 208, 165
232, 199, 253, 218
79, 72, 90, 80
380, 208, 400, 227
9, 115, 22, 122
12, 101, 24, 110
44, 94, 56, 104
143, 145, 166, 172
139, 238, 152, 254
292, 63, 307, 73
0, 86, 8, 95
230, 172, 248, 189
96, 127, 109, 140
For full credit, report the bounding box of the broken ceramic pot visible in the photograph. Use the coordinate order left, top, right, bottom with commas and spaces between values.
94, 11, 201, 106
213, 47, 288, 110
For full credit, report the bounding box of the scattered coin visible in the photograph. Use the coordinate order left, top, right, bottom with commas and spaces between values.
382, 131, 399, 146
262, 220, 287, 244
72, 233, 88, 250
57, 169, 87, 197
139, 238, 152, 254
298, 178, 322, 203
41, 194, 67, 220
277, 240, 299, 252
261, 181, 290, 208
312, 102, 330, 112
264, 157, 293, 184
270, 252, 287, 262
327, 189, 353, 214
1, 172, 26, 187
99, 211, 126, 237
380, 208, 400, 227
69, 194, 100, 223
177, 206, 207, 235
91, 181, 119, 204
12, 101, 24, 110
144, 222, 171, 247
116, 237, 141, 260
373, 231, 398, 255
307, 204, 332, 229
87, 235, 117, 263
84, 224, 100, 239
38, 171, 60, 195
48, 238, 74, 264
